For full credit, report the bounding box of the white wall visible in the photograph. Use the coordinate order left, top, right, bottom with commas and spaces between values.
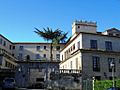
0, 35, 13, 54
60, 52, 82, 70
72, 21, 97, 35
82, 33, 120, 52
14, 43, 64, 61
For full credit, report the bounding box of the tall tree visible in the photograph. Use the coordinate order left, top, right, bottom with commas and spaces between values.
34, 27, 67, 61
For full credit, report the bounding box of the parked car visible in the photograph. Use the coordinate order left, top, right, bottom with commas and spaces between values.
107, 87, 120, 90
2, 77, 16, 90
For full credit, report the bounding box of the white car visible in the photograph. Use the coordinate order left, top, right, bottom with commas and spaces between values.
2, 77, 16, 90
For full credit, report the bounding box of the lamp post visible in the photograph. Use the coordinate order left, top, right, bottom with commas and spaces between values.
110, 62, 115, 87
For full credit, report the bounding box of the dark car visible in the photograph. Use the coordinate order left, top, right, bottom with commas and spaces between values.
2, 78, 16, 90
107, 87, 120, 90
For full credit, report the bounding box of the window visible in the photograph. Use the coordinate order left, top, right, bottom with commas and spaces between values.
77, 41, 80, 49
90, 40, 97, 49
92, 56, 100, 72
116, 34, 119, 37
95, 76, 101, 80
0, 56, 3, 65
39, 68, 42, 72
56, 54, 60, 60
73, 44, 75, 50
56, 46, 60, 51
109, 76, 112, 80
26, 55, 30, 60
76, 58, 78, 69
109, 33, 113, 36
18, 53, 23, 60
0, 39, 2, 44
44, 46, 46, 50
19, 46, 24, 51
13, 46, 15, 49
69, 48, 70, 53
119, 59, 120, 63
3, 41, 6, 46
108, 58, 115, 72
62, 55, 63, 61
105, 41, 112, 51
12, 54, 14, 56
70, 61, 72, 69
36, 46, 40, 51
63, 66, 64, 69
71, 46, 72, 51
43, 54, 46, 58
36, 54, 40, 59
9, 45, 12, 50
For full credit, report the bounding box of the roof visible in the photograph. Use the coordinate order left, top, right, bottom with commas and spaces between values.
14, 42, 65, 45
0, 34, 65, 45
103, 28, 120, 33
0, 34, 13, 44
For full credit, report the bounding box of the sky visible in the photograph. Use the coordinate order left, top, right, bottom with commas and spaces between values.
0, 0, 120, 42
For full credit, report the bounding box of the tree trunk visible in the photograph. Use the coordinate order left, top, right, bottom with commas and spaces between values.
50, 43, 53, 61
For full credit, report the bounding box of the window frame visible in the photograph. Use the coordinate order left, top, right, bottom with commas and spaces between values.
36, 46, 41, 51
92, 56, 100, 72
105, 41, 112, 51
19, 46, 24, 51
90, 40, 98, 49
36, 54, 40, 59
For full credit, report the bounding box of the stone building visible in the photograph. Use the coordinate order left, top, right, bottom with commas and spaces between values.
60, 20, 120, 80
14, 42, 64, 87
0, 34, 17, 85
0, 34, 65, 87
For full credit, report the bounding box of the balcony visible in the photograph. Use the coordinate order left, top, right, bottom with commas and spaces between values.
59, 69, 81, 74
0, 48, 18, 61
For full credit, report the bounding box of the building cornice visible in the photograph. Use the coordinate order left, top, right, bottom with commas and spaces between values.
80, 49, 120, 55
60, 49, 120, 65
16, 60, 61, 63
14, 42, 65, 45
75, 23, 97, 27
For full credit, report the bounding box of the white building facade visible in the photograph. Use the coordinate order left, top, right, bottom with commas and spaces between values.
60, 20, 120, 80
0, 34, 17, 69
13, 42, 64, 61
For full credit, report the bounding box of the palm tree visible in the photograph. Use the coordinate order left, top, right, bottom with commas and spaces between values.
34, 27, 67, 61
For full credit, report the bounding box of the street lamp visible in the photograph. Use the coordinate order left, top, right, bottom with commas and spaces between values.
110, 62, 115, 87
92, 76, 95, 90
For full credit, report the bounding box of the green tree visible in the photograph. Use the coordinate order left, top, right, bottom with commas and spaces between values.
34, 27, 67, 61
